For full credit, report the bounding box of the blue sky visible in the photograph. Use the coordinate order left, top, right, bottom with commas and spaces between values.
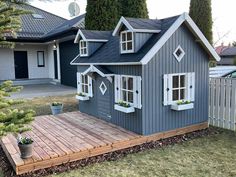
30, 0, 236, 46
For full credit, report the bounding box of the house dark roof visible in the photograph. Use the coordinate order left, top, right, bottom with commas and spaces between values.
80, 30, 112, 40
6, 4, 85, 42
44, 14, 85, 39
125, 17, 162, 30
220, 47, 236, 56
71, 15, 179, 64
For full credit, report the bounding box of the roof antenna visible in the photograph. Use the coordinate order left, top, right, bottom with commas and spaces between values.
68, 0, 80, 17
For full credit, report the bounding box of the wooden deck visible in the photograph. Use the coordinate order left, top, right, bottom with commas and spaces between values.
0, 112, 208, 175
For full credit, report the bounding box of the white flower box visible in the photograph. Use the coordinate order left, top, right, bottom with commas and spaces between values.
114, 104, 135, 113
76, 95, 89, 101
171, 103, 194, 111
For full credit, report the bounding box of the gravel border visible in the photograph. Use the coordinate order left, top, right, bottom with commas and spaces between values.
0, 127, 220, 177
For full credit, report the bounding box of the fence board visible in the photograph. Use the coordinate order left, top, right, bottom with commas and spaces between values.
209, 78, 236, 131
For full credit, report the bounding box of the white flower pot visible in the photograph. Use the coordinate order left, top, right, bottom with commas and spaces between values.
171, 103, 194, 111
114, 104, 135, 113
76, 95, 89, 101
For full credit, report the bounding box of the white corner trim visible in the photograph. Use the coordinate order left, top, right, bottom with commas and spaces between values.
112, 17, 134, 36
140, 12, 220, 65
70, 53, 80, 65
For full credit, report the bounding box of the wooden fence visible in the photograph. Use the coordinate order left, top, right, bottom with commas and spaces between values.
209, 78, 236, 131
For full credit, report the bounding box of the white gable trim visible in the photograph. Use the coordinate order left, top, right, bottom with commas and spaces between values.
74, 30, 109, 43
113, 17, 160, 36
113, 17, 134, 36
70, 54, 80, 65
140, 12, 220, 64
82, 65, 114, 77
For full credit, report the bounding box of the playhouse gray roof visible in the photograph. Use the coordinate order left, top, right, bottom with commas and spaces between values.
81, 30, 112, 40
125, 17, 162, 30
220, 47, 236, 57
71, 15, 179, 64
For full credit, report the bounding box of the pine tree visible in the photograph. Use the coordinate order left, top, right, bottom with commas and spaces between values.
0, 1, 34, 137
0, 0, 30, 48
85, 0, 120, 30
0, 81, 35, 137
119, 0, 149, 18
189, 0, 213, 44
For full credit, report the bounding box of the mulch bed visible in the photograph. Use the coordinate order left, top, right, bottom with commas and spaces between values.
0, 126, 221, 177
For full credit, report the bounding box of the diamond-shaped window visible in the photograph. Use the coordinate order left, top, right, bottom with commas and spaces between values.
173, 45, 185, 62
99, 82, 107, 95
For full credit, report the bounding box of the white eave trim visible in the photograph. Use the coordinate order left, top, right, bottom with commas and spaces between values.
113, 17, 161, 36
71, 61, 142, 66
140, 12, 220, 64
74, 29, 108, 43
82, 65, 114, 77
70, 53, 80, 65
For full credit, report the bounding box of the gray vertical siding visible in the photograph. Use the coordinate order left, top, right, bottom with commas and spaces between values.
77, 65, 143, 134
142, 24, 209, 135
88, 42, 103, 56
134, 33, 152, 53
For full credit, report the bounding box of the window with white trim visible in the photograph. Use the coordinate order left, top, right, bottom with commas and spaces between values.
114, 75, 142, 109
77, 73, 93, 97
120, 31, 134, 53
163, 72, 195, 105
80, 40, 88, 56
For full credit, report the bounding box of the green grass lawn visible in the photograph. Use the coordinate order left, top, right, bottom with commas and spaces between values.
9, 94, 78, 116
49, 129, 236, 177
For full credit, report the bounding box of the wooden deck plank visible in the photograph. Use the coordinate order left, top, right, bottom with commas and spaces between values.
0, 111, 208, 175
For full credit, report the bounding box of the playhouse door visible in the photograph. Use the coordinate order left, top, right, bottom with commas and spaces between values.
97, 77, 112, 121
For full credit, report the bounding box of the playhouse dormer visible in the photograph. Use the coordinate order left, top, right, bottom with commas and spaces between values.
74, 29, 111, 57
113, 17, 161, 54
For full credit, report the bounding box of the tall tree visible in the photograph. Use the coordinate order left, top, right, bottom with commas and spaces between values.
85, 0, 120, 30
189, 0, 213, 44
0, 0, 30, 48
119, 0, 149, 18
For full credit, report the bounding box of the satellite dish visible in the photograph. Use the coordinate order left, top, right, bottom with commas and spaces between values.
68, 1, 80, 17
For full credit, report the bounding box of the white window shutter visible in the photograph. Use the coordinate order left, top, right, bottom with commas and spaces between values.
134, 76, 142, 109
114, 75, 121, 103
186, 72, 195, 101
88, 76, 93, 97
77, 72, 82, 93
163, 74, 168, 106
167, 74, 173, 105
190, 72, 195, 101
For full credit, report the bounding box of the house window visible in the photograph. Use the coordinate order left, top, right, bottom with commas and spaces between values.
120, 31, 134, 53
37, 51, 45, 67
163, 72, 195, 105
172, 74, 186, 101
121, 76, 134, 104
77, 73, 93, 97
173, 45, 185, 62
80, 40, 88, 56
114, 75, 142, 109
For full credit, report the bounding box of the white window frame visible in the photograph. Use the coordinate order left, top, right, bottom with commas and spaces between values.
173, 45, 185, 62
120, 31, 134, 54
77, 73, 93, 97
120, 75, 135, 105
171, 73, 187, 103
163, 72, 195, 106
80, 40, 88, 57
115, 75, 142, 109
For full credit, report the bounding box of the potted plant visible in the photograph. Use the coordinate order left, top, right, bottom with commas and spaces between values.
17, 136, 34, 159
114, 101, 135, 113
171, 100, 194, 111
50, 102, 63, 115
75, 93, 89, 101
